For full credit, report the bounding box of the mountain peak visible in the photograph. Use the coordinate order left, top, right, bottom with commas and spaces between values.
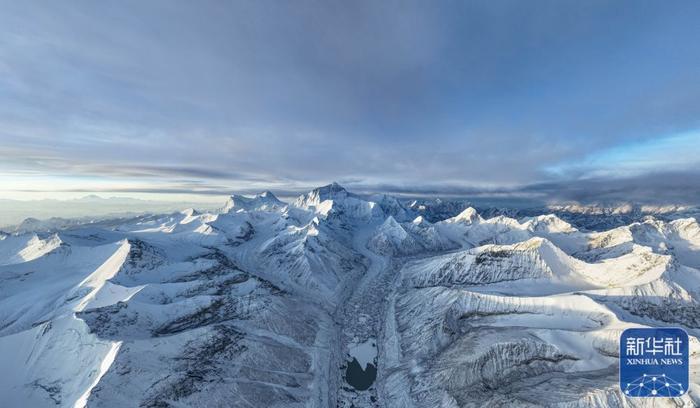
180, 208, 199, 217
317, 182, 347, 195
526, 214, 576, 233
78, 194, 104, 201
412, 215, 428, 225
257, 190, 277, 199
223, 191, 285, 213
449, 207, 481, 223
293, 182, 350, 209
381, 215, 401, 228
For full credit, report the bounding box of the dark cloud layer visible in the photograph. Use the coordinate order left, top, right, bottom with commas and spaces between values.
1, 1, 700, 203
13, 171, 699, 207
342, 170, 700, 206
520, 171, 700, 205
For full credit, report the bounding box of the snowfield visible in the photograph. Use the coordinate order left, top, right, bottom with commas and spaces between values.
0, 183, 698, 407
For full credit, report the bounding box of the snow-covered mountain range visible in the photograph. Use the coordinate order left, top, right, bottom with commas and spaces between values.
1, 183, 698, 407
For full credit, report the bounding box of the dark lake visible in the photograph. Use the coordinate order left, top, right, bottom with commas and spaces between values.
345, 357, 377, 391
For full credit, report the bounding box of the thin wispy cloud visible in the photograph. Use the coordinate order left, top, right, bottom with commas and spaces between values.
546, 131, 700, 179
1, 1, 700, 203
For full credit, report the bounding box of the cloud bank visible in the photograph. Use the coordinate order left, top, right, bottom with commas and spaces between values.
1, 1, 700, 204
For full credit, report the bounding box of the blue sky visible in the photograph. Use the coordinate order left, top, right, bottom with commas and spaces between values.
1, 0, 700, 203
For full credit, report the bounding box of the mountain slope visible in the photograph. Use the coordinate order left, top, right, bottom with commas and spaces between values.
0, 186, 698, 407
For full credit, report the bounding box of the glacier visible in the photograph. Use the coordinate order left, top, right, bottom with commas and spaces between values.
0, 183, 698, 407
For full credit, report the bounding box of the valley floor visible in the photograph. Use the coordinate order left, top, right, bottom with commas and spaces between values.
1, 185, 699, 407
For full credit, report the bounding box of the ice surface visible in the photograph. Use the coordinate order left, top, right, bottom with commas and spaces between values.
348, 338, 377, 370
0, 185, 698, 407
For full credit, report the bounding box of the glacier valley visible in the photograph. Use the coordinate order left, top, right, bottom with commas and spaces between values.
0, 183, 699, 407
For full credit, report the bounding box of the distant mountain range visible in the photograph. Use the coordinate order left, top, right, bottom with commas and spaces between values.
3, 190, 699, 234
0, 183, 699, 407
0, 196, 222, 230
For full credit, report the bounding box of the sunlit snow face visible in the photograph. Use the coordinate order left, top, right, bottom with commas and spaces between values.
1, 182, 699, 406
